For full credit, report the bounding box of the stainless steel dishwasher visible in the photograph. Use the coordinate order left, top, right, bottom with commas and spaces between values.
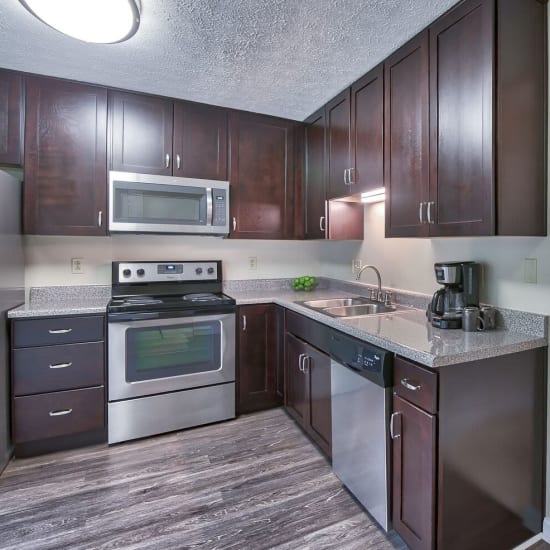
329, 330, 393, 532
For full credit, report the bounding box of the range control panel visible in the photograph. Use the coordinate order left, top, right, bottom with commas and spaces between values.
114, 261, 219, 284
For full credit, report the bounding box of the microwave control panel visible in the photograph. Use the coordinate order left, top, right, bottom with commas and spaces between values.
212, 189, 227, 227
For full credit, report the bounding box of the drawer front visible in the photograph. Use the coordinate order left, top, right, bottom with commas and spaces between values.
13, 315, 104, 348
394, 356, 438, 413
286, 310, 331, 354
14, 387, 105, 443
13, 342, 104, 396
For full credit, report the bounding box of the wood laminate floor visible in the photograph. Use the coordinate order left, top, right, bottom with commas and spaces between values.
0, 408, 406, 550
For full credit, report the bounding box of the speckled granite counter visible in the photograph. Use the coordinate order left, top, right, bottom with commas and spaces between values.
7, 286, 111, 318
224, 280, 548, 368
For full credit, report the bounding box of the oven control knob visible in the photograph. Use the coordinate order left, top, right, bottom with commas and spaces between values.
137, 268, 145, 277
122, 269, 131, 278
207, 267, 215, 274
195, 267, 203, 275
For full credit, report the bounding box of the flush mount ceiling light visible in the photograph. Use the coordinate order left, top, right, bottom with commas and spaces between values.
20, 0, 140, 44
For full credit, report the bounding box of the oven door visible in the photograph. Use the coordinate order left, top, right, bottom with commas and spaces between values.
108, 313, 235, 401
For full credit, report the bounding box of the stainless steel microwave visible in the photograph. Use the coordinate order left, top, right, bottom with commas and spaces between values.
109, 171, 230, 235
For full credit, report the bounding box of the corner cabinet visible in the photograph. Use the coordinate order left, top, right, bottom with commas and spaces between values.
237, 304, 283, 413
0, 70, 24, 166
229, 112, 296, 239
24, 77, 108, 236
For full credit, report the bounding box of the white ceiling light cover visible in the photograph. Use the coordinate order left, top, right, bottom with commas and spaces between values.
20, 0, 140, 43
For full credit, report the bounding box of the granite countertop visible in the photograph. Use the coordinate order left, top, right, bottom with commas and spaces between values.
8, 281, 547, 368
225, 287, 548, 368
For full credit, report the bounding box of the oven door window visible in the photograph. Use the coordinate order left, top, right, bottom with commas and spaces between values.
125, 321, 221, 382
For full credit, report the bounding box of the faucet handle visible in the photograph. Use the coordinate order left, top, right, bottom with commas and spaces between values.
369, 288, 378, 301
384, 291, 393, 307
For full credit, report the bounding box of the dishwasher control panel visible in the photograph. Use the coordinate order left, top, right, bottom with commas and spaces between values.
329, 330, 393, 387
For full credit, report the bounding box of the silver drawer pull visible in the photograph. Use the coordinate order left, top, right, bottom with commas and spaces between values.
48, 328, 73, 334
49, 408, 73, 417
401, 378, 422, 391
390, 412, 402, 439
49, 362, 73, 369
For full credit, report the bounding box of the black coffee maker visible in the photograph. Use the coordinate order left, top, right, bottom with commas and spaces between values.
428, 261, 480, 329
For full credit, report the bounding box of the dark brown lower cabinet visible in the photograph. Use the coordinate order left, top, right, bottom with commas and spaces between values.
237, 304, 282, 413
285, 332, 331, 458
392, 394, 436, 550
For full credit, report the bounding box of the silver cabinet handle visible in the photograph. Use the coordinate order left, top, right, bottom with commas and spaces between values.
427, 201, 435, 224
343, 168, 348, 185
232, 217, 237, 231
419, 202, 424, 224
401, 378, 422, 391
298, 353, 305, 372
206, 188, 213, 226
49, 362, 73, 369
48, 328, 72, 334
242, 315, 247, 332
348, 167, 355, 185
319, 216, 325, 232
98, 210, 102, 227
49, 409, 73, 417
176, 154, 181, 170
165, 153, 170, 168
390, 412, 402, 439
303, 355, 310, 373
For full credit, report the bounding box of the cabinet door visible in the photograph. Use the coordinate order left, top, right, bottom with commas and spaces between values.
285, 333, 309, 427
384, 32, 430, 238
351, 64, 384, 195
326, 89, 351, 199
110, 91, 173, 175
237, 304, 279, 413
392, 394, 436, 550
173, 102, 228, 180
429, 0, 494, 236
24, 77, 107, 236
304, 108, 326, 239
230, 112, 295, 239
0, 71, 23, 166
304, 342, 331, 458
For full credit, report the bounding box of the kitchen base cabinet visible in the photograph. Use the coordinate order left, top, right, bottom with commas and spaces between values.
392, 348, 546, 550
11, 315, 106, 457
237, 304, 282, 414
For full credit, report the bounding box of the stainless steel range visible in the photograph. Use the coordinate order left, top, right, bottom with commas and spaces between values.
107, 260, 236, 444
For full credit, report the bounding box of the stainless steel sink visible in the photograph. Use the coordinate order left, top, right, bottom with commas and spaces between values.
302, 297, 371, 308
323, 303, 395, 317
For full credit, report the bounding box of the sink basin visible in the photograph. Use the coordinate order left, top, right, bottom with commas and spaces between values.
302, 297, 371, 308
324, 303, 396, 317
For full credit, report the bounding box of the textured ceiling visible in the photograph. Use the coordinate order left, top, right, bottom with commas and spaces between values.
0, 0, 460, 120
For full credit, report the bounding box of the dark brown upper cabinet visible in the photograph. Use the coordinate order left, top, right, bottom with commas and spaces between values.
109, 91, 174, 176
350, 64, 384, 195
326, 89, 351, 200
386, 0, 546, 238
0, 71, 24, 166
303, 108, 327, 239
229, 111, 295, 239
173, 102, 228, 180
384, 31, 430, 238
24, 77, 108, 236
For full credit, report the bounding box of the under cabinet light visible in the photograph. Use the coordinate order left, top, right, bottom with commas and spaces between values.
20, 0, 140, 44
361, 188, 386, 203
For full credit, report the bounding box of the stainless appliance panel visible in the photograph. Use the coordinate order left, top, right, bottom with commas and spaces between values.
108, 382, 235, 444
0, 170, 24, 472
108, 171, 229, 235
108, 313, 235, 401
331, 359, 391, 532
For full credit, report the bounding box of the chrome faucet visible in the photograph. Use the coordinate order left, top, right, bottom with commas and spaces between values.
356, 264, 383, 302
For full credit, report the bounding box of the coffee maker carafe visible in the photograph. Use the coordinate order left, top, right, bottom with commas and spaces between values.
429, 261, 480, 329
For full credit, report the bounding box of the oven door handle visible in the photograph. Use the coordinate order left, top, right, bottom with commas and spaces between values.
206, 188, 213, 226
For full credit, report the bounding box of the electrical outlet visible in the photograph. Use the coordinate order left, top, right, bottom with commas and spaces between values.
524, 258, 537, 284
352, 259, 362, 275
248, 256, 258, 270
71, 258, 85, 274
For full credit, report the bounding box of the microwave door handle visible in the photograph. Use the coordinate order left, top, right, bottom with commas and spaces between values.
206, 188, 213, 226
